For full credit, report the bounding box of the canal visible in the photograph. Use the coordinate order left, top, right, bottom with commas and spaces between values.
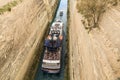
34, 0, 68, 80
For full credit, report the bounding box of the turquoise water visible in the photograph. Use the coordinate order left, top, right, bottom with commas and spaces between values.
56, 0, 68, 33
34, 0, 68, 80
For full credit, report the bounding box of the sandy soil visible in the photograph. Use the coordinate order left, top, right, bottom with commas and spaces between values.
0, 0, 59, 79
69, 0, 120, 80
0, 0, 14, 7
95, 5, 120, 78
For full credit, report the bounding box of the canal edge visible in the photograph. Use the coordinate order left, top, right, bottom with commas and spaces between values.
64, 0, 70, 80
22, 0, 61, 80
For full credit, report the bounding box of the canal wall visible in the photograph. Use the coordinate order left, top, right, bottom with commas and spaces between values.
69, 0, 120, 80
0, 0, 59, 80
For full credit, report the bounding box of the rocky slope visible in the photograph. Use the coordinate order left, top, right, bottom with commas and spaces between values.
0, 0, 58, 80
93, 5, 120, 78
69, 0, 120, 80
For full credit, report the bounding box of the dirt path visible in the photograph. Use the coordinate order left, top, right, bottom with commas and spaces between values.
69, 0, 118, 80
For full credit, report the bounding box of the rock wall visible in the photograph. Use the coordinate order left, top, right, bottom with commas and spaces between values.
96, 5, 120, 78
69, 0, 120, 80
0, 0, 59, 80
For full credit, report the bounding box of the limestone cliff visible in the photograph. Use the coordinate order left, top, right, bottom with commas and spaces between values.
0, 0, 59, 80
69, 0, 120, 80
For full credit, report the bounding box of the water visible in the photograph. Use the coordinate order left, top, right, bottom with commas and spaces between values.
34, 0, 68, 80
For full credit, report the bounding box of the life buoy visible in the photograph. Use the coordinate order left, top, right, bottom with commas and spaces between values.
47, 35, 51, 40
59, 36, 63, 40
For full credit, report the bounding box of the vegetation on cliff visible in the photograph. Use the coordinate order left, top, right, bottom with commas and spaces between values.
77, 0, 119, 32
0, 0, 22, 14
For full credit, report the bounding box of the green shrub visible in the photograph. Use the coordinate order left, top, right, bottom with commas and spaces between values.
0, 0, 22, 15
77, 0, 119, 31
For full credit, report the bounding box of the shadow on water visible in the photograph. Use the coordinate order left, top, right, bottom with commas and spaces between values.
34, 0, 68, 80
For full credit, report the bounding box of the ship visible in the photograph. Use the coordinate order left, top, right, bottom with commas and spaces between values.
41, 20, 64, 74
59, 10, 63, 16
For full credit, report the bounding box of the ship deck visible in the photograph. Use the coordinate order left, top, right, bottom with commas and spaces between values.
43, 51, 61, 60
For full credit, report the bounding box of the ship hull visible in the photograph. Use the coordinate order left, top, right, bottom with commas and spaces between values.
42, 68, 60, 74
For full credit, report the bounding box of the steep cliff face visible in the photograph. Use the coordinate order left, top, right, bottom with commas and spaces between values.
0, 0, 59, 80
93, 5, 120, 78
69, 0, 120, 80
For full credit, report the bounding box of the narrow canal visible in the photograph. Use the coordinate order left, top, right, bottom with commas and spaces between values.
34, 0, 68, 80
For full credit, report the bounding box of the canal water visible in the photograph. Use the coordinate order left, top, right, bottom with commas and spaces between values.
34, 0, 68, 80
